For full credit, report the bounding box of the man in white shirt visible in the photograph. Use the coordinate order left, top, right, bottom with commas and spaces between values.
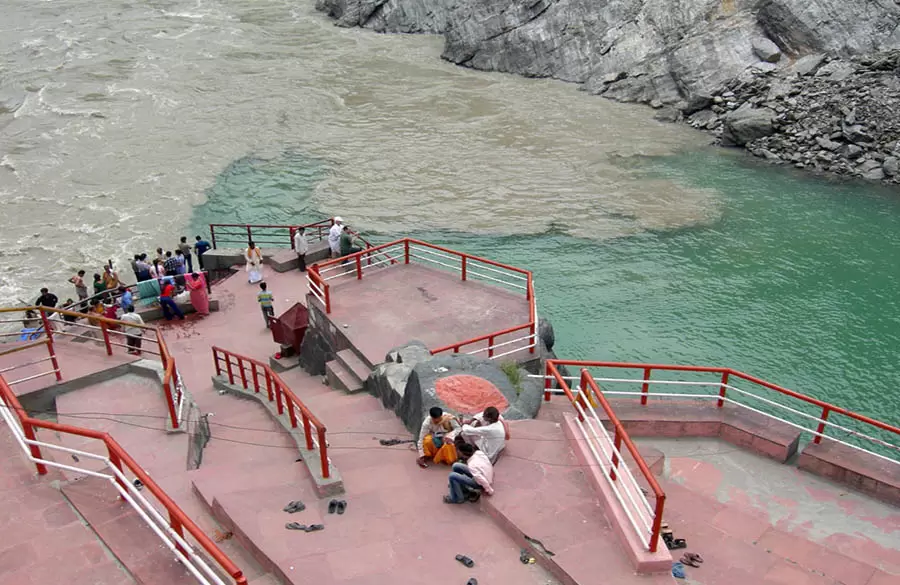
293, 226, 309, 272
328, 217, 344, 258
119, 305, 145, 355
444, 442, 493, 504
460, 406, 509, 464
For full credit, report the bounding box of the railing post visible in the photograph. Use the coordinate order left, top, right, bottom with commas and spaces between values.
526, 274, 532, 301
275, 381, 284, 415
225, 355, 235, 385
209, 225, 217, 249
21, 420, 48, 475
287, 399, 298, 428
169, 512, 187, 556
404, 240, 410, 264
37, 309, 62, 381
453, 346, 460, 354
246, 225, 252, 247
488, 335, 494, 358
814, 407, 830, 444
239, 358, 248, 389
649, 494, 666, 553
163, 380, 179, 430
610, 428, 621, 481
355, 254, 362, 280
461, 256, 467, 281
717, 371, 729, 408
529, 322, 536, 354
324, 284, 331, 314
302, 412, 313, 449
640, 368, 651, 406
265, 370, 274, 402
289, 227, 296, 250
107, 447, 127, 490
544, 365, 552, 402
318, 428, 329, 479
250, 363, 259, 393
100, 322, 113, 356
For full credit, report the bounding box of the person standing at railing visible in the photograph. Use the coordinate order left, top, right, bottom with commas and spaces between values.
339, 225, 363, 258
174, 249, 187, 275
257, 282, 274, 328
185, 272, 210, 316
163, 251, 179, 277
150, 259, 164, 281
68, 270, 88, 303
135, 255, 152, 282
158, 281, 185, 321
120, 305, 145, 355
328, 217, 344, 258
35, 287, 59, 308
118, 286, 134, 312
194, 235, 211, 270
293, 227, 309, 272
102, 264, 120, 293
178, 236, 194, 273
246, 241, 263, 283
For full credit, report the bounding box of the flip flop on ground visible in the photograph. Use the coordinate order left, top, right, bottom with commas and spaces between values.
455, 554, 475, 568
283, 500, 305, 513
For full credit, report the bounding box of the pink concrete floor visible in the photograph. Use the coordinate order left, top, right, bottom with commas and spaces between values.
322, 263, 532, 363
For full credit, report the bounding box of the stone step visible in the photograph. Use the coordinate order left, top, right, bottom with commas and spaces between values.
335, 348, 372, 383
325, 359, 363, 394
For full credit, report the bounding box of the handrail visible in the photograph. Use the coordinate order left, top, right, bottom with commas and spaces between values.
209, 220, 334, 250
308, 238, 538, 361
211, 346, 330, 479
0, 306, 184, 429
545, 361, 666, 553
540, 360, 900, 465
0, 375, 246, 585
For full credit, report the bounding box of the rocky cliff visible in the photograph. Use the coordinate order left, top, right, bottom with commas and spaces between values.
317, 0, 900, 183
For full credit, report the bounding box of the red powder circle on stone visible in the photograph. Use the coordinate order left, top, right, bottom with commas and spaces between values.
435, 375, 509, 415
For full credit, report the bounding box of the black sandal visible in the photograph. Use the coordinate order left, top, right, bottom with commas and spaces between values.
336, 500, 347, 515
283, 500, 306, 514
328, 500, 338, 514
455, 554, 475, 568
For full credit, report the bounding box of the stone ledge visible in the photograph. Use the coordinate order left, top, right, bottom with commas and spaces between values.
211, 375, 344, 497
602, 399, 802, 463
799, 440, 900, 506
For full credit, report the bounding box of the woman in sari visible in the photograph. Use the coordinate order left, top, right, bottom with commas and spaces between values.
185, 272, 210, 316
245, 241, 263, 283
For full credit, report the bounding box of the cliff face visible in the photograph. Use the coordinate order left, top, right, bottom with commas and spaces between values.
317, 0, 900, 108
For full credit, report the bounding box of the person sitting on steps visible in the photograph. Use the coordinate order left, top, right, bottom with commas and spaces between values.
416, 406, 461, 468
459, 406, 510, 464
444, 442, 493, 504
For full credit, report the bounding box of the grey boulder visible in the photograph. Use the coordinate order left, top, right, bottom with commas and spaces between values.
721, 104, 776, 146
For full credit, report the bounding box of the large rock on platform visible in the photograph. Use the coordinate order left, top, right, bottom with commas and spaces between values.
365, 341, 543, 433
721, 104, 776, 146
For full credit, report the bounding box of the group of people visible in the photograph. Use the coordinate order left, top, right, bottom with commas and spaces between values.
415, 406, 510, 504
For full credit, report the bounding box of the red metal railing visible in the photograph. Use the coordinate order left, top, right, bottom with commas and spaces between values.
212, 346, 330, 479
542, 360, 900, 463
308, 238, 538, 360
0, 375, 246, 585
0, 306, 184, 430
546, 361, 666, 553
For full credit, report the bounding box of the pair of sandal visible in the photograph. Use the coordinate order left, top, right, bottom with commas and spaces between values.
283, 500, 306, 514
327, 499, 347, 514
285, 522, 324, 532
680, 553, 703, 568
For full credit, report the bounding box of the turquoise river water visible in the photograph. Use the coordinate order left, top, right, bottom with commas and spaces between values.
190, 149, 900, 436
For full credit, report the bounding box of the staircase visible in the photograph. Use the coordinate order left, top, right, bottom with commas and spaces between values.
324, 348, 371, 394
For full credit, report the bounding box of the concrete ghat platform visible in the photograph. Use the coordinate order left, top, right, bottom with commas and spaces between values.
312, 263, 532, 366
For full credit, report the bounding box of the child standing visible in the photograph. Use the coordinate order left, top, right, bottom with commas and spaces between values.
257, 282, 274, 328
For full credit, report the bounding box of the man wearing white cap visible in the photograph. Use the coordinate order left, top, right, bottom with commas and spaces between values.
328, 217, 344, 258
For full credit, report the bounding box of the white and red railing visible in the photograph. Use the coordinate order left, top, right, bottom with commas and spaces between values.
540, 361, 900, 468
0, 374, 245, 585
0, 306, 185, 430
306, 238, 538, 361
546, 361, 666, 553
212, 346, 331, 479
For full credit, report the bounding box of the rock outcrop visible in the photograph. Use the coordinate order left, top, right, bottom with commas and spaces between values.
317, 0, 900, 185
685, 52, 900, 184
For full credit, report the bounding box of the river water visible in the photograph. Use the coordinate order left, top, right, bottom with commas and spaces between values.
2, 0, 898, 429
